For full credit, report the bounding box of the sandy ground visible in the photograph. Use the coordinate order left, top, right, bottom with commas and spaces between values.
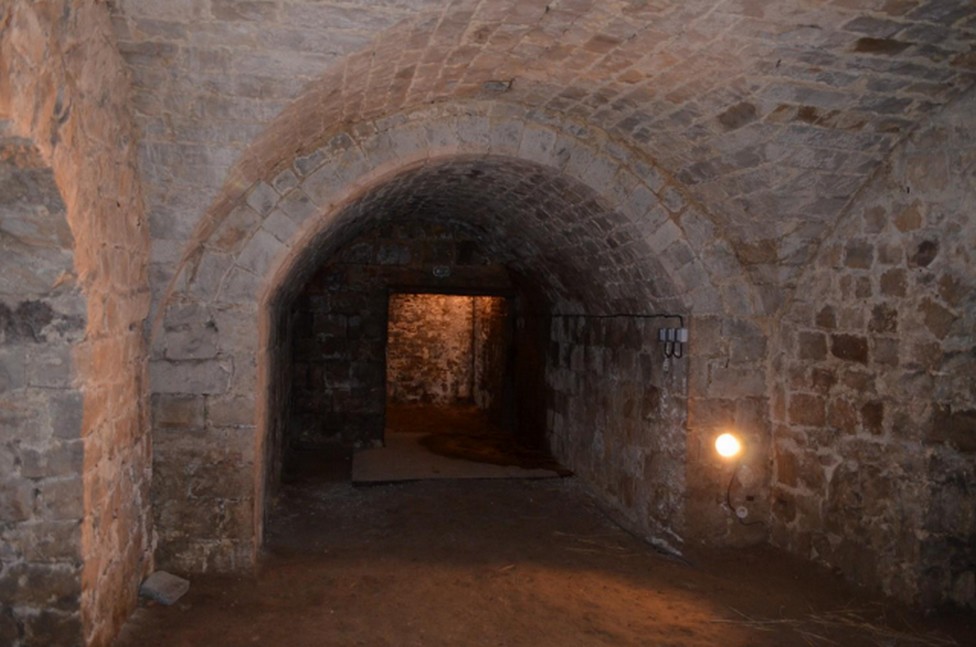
116, 457, 974, 647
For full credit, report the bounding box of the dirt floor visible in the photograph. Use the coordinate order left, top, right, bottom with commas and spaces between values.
116, 408, 975, 647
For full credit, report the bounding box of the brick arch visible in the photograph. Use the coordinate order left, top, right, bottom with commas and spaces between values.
150, 102, 769, 571
166, 102, 751, 319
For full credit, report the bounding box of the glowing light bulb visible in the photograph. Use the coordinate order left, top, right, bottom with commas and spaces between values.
715, 433, 742, 458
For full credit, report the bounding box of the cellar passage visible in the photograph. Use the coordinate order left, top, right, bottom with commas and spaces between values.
6, 4, 976, 646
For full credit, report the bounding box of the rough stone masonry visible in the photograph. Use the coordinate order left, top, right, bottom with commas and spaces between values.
2, 1, 975, 645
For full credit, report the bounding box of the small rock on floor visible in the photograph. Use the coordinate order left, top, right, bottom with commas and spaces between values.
140, 571, 190, 605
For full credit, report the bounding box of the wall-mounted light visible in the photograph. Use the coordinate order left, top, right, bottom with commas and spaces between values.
658, 326, 688, 358
716, 431, 761, 527
715, 432, 742, 459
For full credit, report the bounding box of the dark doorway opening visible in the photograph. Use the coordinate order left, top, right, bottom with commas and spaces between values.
369, 291, 565, 479
280, 219, 558, 484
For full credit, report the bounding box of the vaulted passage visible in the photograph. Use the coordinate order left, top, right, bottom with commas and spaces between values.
262, 157, 689, 544
5, 2, 976, 645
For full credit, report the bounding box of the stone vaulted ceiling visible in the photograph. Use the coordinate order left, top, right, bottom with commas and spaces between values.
109, 0, 976, 304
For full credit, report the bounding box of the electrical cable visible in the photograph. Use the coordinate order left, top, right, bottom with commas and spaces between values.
726, 462, 765, 527
545, 313, 688, 358
550, 312, 684, 326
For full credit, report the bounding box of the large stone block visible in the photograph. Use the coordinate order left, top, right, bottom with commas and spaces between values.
218, 267, 261, 303
0, 479, 36, 522
50, 390, 83, 440
10, 520, 80, 562
830, 334, 868, 364
788, 393, 826, 427
919, 298, 954, 339
928, 405, 976, 453
236, 229, 287, 278
187, 467, 253, 500
160, 324, 219, 360
455, 114, 491, 149
262, 209, 301, 244
18, 441, 83, 479
1, 562, 81, 608
36, 476, 84, 520
212, 203, 262, 253
188, 252, 234, 302
206, 395, 255, 428
154, 536, 254, 574
151, 359, 232, 395
152, 393, 205, 429
22, 609, 82, 647
797, 331, 827, 360
25, 344, 75, 388
277, 188, 321, 225
708, 364, 765, 398
517, 125, 557, 165
0, 346, 28, 393
244, 181, 278, 216
301, 163, 344, 207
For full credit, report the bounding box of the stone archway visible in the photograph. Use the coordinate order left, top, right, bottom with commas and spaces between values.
265, 154, 695, 546
150, 104, 769, 573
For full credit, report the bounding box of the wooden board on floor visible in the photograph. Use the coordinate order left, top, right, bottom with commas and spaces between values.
352, 433, 563, 483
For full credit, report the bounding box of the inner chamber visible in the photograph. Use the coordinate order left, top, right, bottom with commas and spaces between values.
386, 292, 511, 422
284, 216, 545, 461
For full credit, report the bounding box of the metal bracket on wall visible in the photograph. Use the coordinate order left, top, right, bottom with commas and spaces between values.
657, 327, 688, 358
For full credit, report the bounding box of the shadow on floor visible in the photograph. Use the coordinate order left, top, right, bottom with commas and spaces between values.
116, 476, 976, 647
387, 403, 571, 474
283, 403, 571, 485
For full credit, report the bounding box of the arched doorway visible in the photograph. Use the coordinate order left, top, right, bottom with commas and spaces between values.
261, 155, 690, 548
148, 107, 754, 572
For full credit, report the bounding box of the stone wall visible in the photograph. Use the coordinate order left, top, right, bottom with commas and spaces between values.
472, 296, 510, 423
548, 315, 689, 550
290, 221, 513, 448
0, 134, 87, 647
109, 0, 442, 306
685, 312, 772, 547
386, 294, 509, 411
1, 2, 153, 645
260, 303, 295, 538
290, 267, 385, 448
771, 89, 976, 608
387, 294, 476, 405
